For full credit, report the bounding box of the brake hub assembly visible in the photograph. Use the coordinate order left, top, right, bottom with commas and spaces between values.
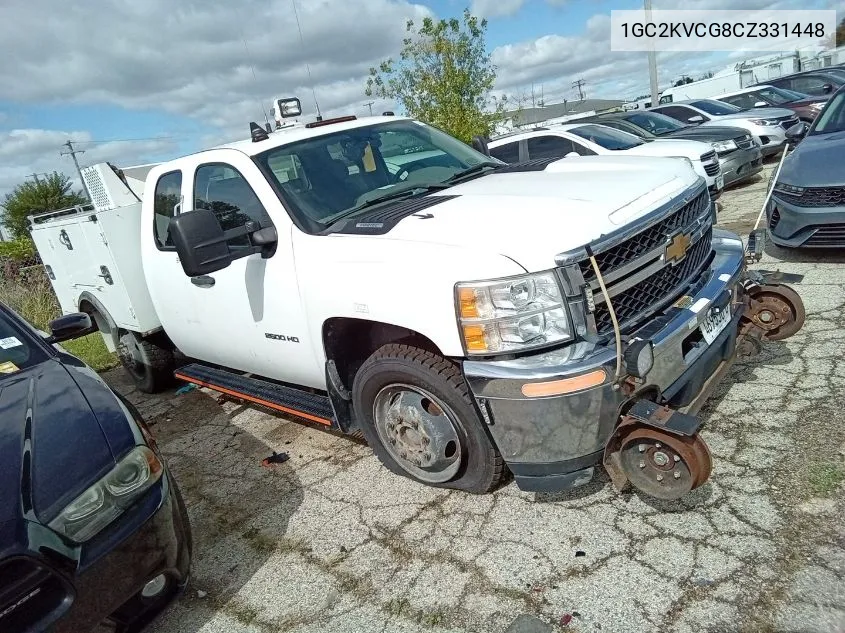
603, 400, 713, 501
742, 283, 805, 341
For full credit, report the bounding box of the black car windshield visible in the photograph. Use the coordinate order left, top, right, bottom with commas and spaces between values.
254, 120, 501, 228
757, 86, 804, 104
625, 112, 688, 136
0, 309, 47, 375
690, 100, 743, 115
810, 91, 845, 135
569, 124, 645, 149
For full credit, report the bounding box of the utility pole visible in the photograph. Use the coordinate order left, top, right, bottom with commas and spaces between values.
644, 0, 659, 108
572, 79, 586, 101
363, 101, 374, 116
61, 140, 91, 202
28, 172, 47, 184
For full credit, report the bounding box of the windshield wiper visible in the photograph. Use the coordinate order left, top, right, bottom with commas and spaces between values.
322, 183, 451, 227
446, 162, 502, 184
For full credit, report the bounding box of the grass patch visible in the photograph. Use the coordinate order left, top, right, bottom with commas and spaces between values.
0, 270, 117, 371
807, 462, 845, 497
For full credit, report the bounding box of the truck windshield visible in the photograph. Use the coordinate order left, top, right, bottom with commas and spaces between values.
569, 124, 645, 150
253, 120, 501, 230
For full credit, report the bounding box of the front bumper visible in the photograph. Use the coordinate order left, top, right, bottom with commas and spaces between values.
51, 472, 191, 633
720, 146, 763, 187
463, 232, 746, 492
767, 194, 845, 248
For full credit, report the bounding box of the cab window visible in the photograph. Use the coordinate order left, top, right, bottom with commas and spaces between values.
152, 171, 182, 250
193, 163, 273, 247
489, 141, 520, 163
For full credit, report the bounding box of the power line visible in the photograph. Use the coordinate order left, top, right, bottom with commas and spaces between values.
290, 0, 322, 120
61, 140, 91, 202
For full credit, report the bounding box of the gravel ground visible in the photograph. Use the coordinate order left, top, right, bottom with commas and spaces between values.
105, 161, 845, 633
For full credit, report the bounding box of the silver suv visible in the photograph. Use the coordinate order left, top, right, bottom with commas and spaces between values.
649, 99, 799, 157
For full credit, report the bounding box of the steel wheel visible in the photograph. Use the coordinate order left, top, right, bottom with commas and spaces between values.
372, 383, 464, 483
747, 284, 805, 341
618, 427, 713, 500
118, 331, 147, 380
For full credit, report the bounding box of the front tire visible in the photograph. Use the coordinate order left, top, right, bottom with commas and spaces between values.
352, 344, 504, 494
117, 330, 175, 394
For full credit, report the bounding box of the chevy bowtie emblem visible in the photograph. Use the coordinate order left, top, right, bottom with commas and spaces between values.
665, 232, 692, 265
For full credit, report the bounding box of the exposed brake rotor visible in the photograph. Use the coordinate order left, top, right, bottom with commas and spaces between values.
612, 424, 713, 501
743, 283, 805, 341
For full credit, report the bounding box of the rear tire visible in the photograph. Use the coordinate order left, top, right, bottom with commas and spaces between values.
117, 331, 174, 394
351, 344, 504, 494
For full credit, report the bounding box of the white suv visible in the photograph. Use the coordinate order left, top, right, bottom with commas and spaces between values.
488, 123, 724, 197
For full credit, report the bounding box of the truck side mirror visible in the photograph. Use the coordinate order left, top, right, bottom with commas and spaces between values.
46, 312, 94, 344
822, 83, 833, 94
169, 209, 233, 277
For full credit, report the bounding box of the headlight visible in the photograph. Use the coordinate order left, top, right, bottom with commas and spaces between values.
456, 271, 572, 354
711, 139, 737, 153
49, 446, 163, 542
749, 119, 778, 126
773, 182, 805, 197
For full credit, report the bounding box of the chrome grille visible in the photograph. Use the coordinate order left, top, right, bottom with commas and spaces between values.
736, 136, 755, 150
700, 151, 720, 176
0, 557, 70, 631
779, 116, 799, 129
592, 228, 713, 336
578, 190, 711, 280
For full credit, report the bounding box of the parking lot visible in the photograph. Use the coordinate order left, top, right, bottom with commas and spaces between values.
106, 162, 845, 633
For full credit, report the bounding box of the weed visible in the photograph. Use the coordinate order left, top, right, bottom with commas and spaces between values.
807, 462, 845, 497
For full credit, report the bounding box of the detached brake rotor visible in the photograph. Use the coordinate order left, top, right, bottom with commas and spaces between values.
607, 424, 713, 501
744, 284, 805, 341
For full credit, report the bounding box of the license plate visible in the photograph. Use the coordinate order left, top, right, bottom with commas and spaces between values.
700, 305, 731, 345
716, 174, 724, 189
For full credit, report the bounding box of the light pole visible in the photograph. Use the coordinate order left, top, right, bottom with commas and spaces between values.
645, 0, 659, 107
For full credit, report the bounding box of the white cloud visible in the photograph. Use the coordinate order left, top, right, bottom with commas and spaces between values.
471, 0, 526, 18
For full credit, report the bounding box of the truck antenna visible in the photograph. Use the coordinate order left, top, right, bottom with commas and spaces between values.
238, 26, 273, 131
291, 0, 322, 121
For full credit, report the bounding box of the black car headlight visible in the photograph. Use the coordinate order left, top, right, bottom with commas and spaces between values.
48, 446, 163, 543
773, 182, 805, 197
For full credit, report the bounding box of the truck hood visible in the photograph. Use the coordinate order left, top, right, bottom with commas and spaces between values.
0, 361, 117, 526
623, 138, 713, 160
777, 131, 845, 188
361, 155, 701, 272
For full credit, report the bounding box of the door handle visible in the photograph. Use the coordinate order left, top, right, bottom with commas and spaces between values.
191, 275, 215, 288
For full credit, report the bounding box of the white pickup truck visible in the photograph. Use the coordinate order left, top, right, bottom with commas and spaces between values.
28, 103, 805, 501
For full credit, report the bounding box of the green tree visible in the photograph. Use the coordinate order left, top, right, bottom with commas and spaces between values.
365, 9, 507, 142
1, 172, 86, 239
837, 17, 844, 46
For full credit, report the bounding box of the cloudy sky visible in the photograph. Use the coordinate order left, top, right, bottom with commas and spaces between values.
0, 0, 842, 210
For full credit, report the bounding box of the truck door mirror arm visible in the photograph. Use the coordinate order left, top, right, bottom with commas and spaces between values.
169, 209, 278, 277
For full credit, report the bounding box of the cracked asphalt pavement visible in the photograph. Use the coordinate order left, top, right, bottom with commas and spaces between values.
105, 161, 845, 633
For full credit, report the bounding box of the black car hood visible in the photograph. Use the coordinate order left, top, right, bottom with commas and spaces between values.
779, 131, 845, 187
662, 125, 748, 142
0, 358, 134, 527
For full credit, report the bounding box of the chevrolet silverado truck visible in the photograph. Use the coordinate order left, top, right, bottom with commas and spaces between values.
28, 100, 806, 501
